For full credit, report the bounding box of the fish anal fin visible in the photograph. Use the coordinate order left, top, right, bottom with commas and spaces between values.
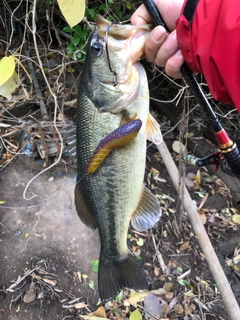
131, 186, 162, 232
146, 113, 162, 145
75, 183, 97, 230
98, 251, 148, 302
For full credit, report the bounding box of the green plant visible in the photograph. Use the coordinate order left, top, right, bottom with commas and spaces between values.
63, 24, 92, 60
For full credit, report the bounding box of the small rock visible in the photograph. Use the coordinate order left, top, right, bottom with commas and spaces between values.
14, 230, 22, 236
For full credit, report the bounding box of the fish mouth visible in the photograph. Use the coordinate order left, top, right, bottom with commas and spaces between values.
96, 14, 151, 39
96, 14, 151, 64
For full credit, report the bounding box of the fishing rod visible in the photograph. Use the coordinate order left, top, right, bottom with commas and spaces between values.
142, 0, 240, 178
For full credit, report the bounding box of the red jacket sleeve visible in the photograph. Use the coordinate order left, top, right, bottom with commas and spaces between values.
176, 0, 240, 112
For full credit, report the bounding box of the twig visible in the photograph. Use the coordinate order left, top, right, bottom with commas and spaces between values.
21, 0, 64, 200
6, 267, 40, 292
17, 24, 49, 121
156, 140, 240, 320
151, 233, 167, 273
0, 221, 7, 229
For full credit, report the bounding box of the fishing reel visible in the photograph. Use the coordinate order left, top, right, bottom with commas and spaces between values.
183, 145, 240, 179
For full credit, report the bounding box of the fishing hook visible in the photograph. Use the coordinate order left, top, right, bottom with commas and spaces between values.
105, 22, 118, 87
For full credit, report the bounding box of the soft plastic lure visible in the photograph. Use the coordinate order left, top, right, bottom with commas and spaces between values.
86, 119, 142, 174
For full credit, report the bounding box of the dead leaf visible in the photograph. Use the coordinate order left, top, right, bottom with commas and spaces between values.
76, 271, 82, 282
179, 241, 191, 252
162, 303, 170, 317
215, 179, 226, 187
174, 304, 184, 314
232, 214, 240, 225
23, 282, 36, 303
144, 294, 165, 319
168, 296, 178, 310
230, 207, 239, 215
194, 169, 201, 188
81, 316, 108, 320
42, 278, 57, 286
127, 290, 149, 307
150, 167, 159, 176
172, 140, 186, 154
184, 132, 195, 138
184, 303, 193, 315
58, 112, 64, 121
93, 306, 106, 318
165, 292, 174, 299
74, 302, 88, 309
198, 210, 207, 225
197, 193, 209, 210
163, 282, 173, 292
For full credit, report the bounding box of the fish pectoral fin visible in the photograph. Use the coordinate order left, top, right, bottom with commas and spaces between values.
86, 119, 142, 174
146, 112, 162, 145
131, 186, 162, 232
75, 183, 97, 230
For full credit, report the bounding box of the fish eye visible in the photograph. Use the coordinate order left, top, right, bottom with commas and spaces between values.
91, 42, 103, 56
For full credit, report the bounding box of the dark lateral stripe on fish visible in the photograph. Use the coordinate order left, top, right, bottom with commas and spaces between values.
86, 119, 142, 174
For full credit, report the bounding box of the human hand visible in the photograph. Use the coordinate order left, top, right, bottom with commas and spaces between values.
131, 0, 184, 78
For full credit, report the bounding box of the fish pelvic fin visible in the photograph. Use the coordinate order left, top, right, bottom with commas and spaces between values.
75, 182, 97, 230
146, 113, 162, 145
131, 186, 162, 232
86, 119, 142, 174
98, 252, 148, 302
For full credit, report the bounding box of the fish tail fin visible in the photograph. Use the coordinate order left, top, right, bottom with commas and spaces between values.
98, 252, 148, 302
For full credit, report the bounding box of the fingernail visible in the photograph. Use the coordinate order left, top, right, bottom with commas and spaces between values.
151, 26, 167, 42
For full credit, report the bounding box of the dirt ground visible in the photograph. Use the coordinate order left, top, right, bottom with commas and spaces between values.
0, 157, 100, 319
0, 146, 240, 319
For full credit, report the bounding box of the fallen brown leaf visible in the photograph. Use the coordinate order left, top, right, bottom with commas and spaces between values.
23, 282, 36, 303
74, 302, 88, 309
93, 306, 106, 318
179, 241, 191, 252
42, 278, 57, 286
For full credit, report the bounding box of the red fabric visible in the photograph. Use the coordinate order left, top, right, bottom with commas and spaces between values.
176, 0, 240, 112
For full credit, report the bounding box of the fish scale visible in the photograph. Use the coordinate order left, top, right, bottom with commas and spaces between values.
75, 15, 162, 301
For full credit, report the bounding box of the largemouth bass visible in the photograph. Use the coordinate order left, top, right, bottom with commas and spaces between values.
75, 15, 162, 302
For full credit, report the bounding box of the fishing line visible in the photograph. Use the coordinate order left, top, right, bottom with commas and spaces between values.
105, 22, 117, 86
75, 173, 87, 186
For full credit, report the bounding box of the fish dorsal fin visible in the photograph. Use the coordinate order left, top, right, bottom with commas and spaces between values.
146, 113, 162, 145
75, 183, 97, 230
131, 186, 162, 232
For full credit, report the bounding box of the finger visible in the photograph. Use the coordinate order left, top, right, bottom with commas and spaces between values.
154, 30, 178, 66
158, 0, 183, 31
131, 4, 152, 25
131, 0, 183, 30
165, 50, 184, 78
144, 26, 167, 62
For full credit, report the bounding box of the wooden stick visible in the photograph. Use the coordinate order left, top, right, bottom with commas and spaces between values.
157, 140, 240, 320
